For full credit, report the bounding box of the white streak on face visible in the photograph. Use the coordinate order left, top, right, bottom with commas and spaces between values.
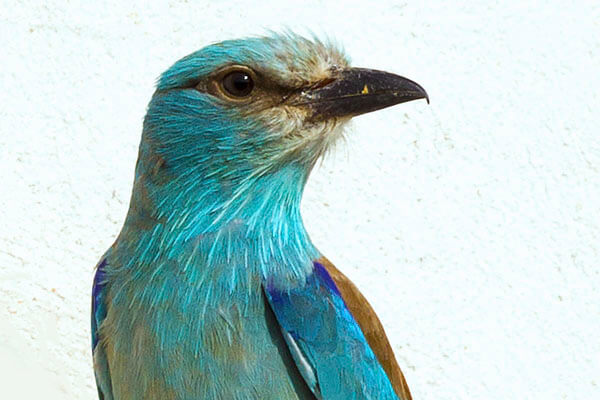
256, 104, 350, 167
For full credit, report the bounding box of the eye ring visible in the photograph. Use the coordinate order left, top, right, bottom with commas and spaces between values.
221, 70, 254, 98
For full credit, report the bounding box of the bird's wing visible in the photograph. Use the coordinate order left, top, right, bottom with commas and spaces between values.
318, 257, 412, 400
92, 257, 113, 400
264, 258, 410, 400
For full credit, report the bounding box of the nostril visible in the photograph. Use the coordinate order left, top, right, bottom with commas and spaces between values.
311, 77, 336, 90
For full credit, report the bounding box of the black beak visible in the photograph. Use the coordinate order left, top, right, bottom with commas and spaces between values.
292, 68, 428, 121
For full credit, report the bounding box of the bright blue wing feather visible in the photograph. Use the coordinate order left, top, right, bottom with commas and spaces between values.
265, 261, 399, 400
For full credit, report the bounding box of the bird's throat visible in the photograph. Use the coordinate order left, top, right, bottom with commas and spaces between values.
117, 162, 319, 287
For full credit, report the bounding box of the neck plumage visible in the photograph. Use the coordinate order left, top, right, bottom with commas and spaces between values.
116, 150, 319, 288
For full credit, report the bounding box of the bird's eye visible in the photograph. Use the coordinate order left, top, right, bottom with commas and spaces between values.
221, 71, 254, 98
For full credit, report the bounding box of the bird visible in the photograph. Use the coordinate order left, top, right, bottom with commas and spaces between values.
92, 32, 428, 400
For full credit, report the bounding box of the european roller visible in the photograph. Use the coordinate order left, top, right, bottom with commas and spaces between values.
92, 33, 428, 399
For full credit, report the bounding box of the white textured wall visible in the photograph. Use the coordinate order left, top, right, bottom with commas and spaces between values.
1, 1, 599, 399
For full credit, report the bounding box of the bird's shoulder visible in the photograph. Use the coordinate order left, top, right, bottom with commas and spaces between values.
264, 256, 412, 399
317, 256, 413, 400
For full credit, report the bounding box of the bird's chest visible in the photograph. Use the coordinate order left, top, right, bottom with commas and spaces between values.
104, 264, 305, 399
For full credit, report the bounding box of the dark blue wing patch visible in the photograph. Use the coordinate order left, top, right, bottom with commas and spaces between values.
91, 258, 108, 350
91, 257, 113, 399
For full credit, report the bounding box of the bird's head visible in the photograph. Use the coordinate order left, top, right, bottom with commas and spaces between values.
132, 33, 427, 235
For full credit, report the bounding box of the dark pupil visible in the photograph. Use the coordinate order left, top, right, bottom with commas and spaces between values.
223, 71, 254, 97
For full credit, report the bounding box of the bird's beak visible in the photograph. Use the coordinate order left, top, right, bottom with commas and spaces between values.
291, 68, 428, 121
